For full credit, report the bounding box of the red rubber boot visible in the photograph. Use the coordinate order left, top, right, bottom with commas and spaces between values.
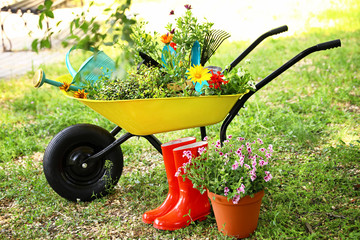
142, 137, 196, 224
153, 141, 211, 231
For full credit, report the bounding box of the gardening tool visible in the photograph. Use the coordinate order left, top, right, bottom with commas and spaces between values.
65, 46, 116, 87
161, 45, 177, 69
142, 137, 197, 224
33, 69, 82, 91
34, 26, 341, 203
190, 40, 209, 92
200, 29, 231, 66
153, 141, 211, 231
137, 51, 162, 70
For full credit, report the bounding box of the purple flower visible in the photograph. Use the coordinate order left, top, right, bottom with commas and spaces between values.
184, 4, 192, 10
169, 10, 174, 15
170, 28, 176, 34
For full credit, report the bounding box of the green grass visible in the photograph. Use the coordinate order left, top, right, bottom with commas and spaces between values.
1, 2, 360, 239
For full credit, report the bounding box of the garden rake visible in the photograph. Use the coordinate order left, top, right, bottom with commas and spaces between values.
200, 29, 231, 66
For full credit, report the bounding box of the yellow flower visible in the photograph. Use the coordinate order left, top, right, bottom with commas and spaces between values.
73, 89, 88, 99
59, 81, 71, 92
186, 65, 212, 84
160, 33, 173, 44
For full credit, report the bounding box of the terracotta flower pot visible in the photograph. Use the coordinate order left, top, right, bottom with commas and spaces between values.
207, 190, 265, 238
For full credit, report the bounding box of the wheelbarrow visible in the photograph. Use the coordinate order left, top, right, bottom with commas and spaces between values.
33, 26, 341, 202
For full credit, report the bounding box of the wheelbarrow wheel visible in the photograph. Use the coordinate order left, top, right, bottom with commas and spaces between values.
43, 124, 123, 202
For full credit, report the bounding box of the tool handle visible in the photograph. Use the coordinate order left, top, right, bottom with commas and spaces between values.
316, 39, 341, 51
267, 25, 288, 36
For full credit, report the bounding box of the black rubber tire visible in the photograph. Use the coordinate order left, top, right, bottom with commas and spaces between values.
43, 124, 123, 202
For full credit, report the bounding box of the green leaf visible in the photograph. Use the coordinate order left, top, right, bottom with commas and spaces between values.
40, 39, 51, 49
31, 39, 38, 53
37, 5, 44, 11
45, 10, 54, 18
44, 0, 53, 9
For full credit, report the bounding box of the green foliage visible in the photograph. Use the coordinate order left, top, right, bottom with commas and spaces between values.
90, 66, 173, 100
182, 137, 274, 201
165, 8, 213, 59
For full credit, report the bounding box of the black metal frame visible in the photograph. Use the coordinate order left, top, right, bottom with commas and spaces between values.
82, 25, 341, 166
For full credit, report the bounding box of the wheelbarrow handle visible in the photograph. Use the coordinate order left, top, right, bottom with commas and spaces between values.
219, 39, 341, 144
223, 25, 288, 73
316, 39, 341, 51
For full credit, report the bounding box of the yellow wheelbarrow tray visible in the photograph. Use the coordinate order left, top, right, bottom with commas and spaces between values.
70, 93, 245, 136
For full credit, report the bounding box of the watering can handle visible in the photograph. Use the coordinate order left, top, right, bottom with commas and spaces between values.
65, 46, 96, 78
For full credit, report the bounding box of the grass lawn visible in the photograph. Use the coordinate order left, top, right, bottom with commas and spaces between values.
0, 1, 359, 239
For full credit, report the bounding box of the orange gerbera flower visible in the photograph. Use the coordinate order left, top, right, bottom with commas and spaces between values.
73, 89, 88, 99
59, 81, 71, 92
160, 33, 173, 44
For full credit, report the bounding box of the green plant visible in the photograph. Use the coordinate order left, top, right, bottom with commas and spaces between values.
180, 136, 274, 203
91, 66, 173, 100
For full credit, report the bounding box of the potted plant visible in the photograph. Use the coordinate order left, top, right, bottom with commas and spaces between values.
179, 136, 274, 238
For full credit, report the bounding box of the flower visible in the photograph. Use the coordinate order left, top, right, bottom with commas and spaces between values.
59, 81, 71, 92
169, 10, 174, 15
160, 33, 173, 44
186, 65, 212, 84
170, 42, 177, 51
184, 4, 192, 10
73, 89, 88, 99
180, 136, 274, 200
208, 70, 228, 89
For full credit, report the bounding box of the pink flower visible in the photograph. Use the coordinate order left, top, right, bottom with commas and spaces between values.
203, 136, 208, 141
268, 144, 273, 153
239, 156, 244, 167
237, 137, 245, 141
237, 184, 245, 194
228, 135, 232, 139
169, 10, 174, 15
257, 138, 264, 144
259, 160, 268, 166
232, 161, 239, 170
198, 147, 206, 155
232, 194, 241, 204
244, 164, 251, 169
224, 187, 230, 196
175, 167, 182, 177
183, 150, 192, 160
259, 148, 266, 152
252, 158, 257, 168
264, 171, 272, 182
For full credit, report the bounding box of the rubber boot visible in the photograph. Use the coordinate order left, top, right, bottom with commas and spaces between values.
142, 137, 196, 224
153, 141, 211, 231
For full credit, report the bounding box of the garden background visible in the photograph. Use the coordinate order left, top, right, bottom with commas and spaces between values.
0, 0, 359, 239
